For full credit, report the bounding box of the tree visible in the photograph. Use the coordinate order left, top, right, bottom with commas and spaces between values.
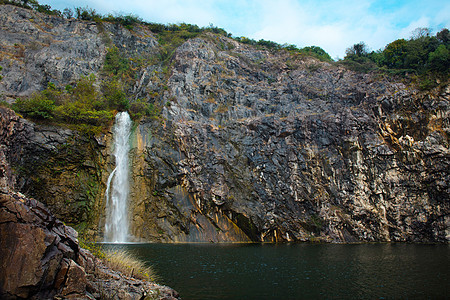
411, 27, 431, 39
428, 44, 450, 72
436, 28, 450, 45
63, 8, 73, 19
300, 46, 332, 61
382, 39, 408, 68
345, 42, 369, 58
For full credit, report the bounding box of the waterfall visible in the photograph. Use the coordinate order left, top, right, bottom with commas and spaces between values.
104, 112, 132, 243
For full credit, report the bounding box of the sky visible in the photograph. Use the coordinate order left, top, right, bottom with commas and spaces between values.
40, 0, 449, 59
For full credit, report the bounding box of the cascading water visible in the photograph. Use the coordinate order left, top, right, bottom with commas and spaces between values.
104, 112, 132, 243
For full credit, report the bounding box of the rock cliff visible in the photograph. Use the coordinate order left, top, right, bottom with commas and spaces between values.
0, 5, 448, 243
0, 109, 179, 299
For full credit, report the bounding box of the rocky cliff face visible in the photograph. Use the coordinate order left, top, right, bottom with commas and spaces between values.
0, 111, 179, 299
130, 37, 449, 243
0, 5, 448, 243
0, 106, 107, 236
0, 4, 157, 98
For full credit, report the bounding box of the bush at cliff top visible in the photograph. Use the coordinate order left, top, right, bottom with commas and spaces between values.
341, 28, 449, 88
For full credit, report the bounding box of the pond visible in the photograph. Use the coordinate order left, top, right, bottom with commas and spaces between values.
103, 243, 449, 299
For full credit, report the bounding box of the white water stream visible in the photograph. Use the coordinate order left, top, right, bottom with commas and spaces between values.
104, 112, 132, 243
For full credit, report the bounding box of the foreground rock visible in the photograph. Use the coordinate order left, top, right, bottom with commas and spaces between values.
0, 155, 179, 299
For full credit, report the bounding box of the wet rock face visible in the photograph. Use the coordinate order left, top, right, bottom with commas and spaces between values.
0, 107, 105, 229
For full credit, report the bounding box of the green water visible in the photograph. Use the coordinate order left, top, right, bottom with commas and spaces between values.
104, 243, 449, 299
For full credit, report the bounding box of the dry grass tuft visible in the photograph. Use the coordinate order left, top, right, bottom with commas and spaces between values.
104, 249, 158, 281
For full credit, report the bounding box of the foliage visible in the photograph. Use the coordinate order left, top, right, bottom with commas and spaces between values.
79, 239, 105, 259
2, 0, 334, 63
62, 8, 73, 19
103, 13, 142, 30
11, 72, 162, 133
382, 39, 408, 68
74, 6, 101, 21
341, 28, 449, 89
31, 1, 60, 16
428, 44, 449, 72
12, 92, 56, 120
299, 46, 332, 61
345, 42, 370, 58
103, 46, 133, 81
233, 36, 333, 61
0, 0, 60, 15
128, 98, 160, 120
155, 23, 205, 61
4, 0, 447, 92
0, 100, 10, 108
54, 103, 113, 126
12, 75, 117, 134
102, 79, 129, 111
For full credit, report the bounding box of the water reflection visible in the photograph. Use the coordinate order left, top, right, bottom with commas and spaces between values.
104, 243, 449, 299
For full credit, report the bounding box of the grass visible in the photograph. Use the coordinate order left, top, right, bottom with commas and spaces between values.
104, 249, 158, 281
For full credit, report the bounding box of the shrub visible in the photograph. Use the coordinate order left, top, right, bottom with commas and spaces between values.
299, 46, 332, 61
102, 79, 129, 111
54, 103, 113, 126
428, 44, 449, 72
128, 98, 160, 120
12, 93, 55, 120
74, 6, 101, 21
103, 13, 142, 30
71, 74, 100, 104
103, 46, 131, 78
79, 240, 105, 259
13, 74, 117, 134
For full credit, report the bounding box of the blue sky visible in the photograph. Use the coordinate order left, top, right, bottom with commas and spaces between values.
40, 0, 449, 59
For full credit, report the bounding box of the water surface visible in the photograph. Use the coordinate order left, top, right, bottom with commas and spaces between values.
104, 243, 449, 299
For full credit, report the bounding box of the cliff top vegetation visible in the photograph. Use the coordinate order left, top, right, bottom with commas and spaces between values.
1, 0, 447, 85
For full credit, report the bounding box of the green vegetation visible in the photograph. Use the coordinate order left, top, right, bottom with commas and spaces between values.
12, 76, 113, 134
234, 37, 333, 61
13, 92, 55, 119
103, 46, 131, 78
101, 46, 162, 121
12, 73, 161, 133
129, 98, 160, 120
2, 0, 333, 63
341, 28, 449, 88
102, 79, 129, 111
79, 239, 106, 259
0, 0, 61, 15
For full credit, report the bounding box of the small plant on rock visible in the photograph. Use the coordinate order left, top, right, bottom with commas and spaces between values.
104, 249, 158, 281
